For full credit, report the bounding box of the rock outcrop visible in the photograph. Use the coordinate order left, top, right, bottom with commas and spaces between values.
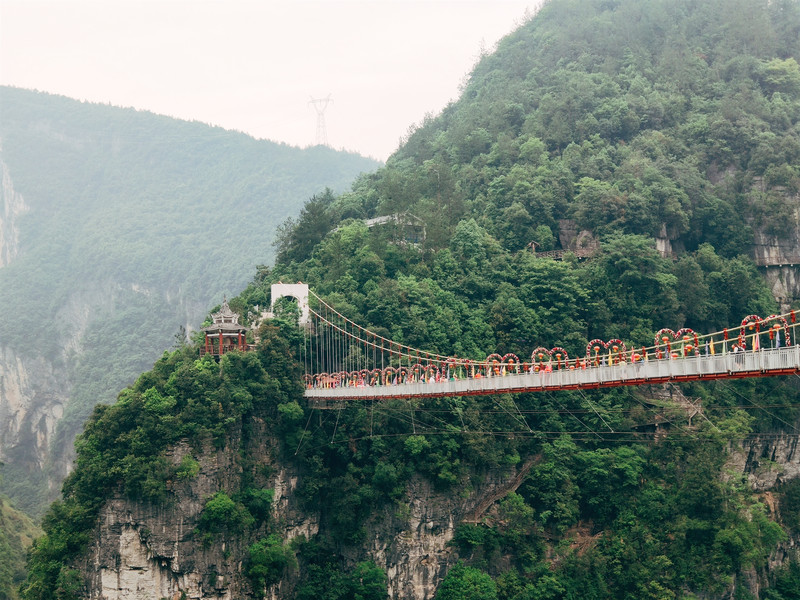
751, 184, 800, 310
725, 426, 800, 598
76, 410, 535, 600
81, 418, 318, 600
357, 466, 530, 599
0, 345, 68, 480
0, 156, 29, 268
729, 431, 800, 492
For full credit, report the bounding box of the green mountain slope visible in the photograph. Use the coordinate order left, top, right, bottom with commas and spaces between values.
0, 494, 40, 600
384, 0, 800, 258
0, 86, 379, 516
19, 0, 800, 598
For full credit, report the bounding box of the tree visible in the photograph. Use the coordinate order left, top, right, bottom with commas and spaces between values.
587, 233, 678, 341
275, 188, 336, 264
761, 57, 800, 95
435, 563, 497, 600
246, 534, 296, 592
498, 202, 535, 251
344, 562, 388, 600
572, 177, 626, 235
198, 491, 254, 535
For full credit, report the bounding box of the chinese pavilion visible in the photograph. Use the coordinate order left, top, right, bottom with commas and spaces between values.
201, 298, 250, 356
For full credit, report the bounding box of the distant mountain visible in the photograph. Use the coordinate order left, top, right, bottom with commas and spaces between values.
0, 86, 380, 516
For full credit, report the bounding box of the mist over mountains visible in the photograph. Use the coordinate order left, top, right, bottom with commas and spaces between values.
0, 86, 379, 516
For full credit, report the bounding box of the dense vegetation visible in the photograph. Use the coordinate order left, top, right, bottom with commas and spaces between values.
0, 491, 40, 600
0, 86, 379, 516
19, 0, 800, 597
19, 271, 800, 599
19, 315, 390, 599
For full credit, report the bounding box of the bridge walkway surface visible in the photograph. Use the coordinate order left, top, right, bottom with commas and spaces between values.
304, 346, 800, 401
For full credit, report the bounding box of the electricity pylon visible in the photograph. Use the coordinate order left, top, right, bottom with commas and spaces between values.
309, 95, 333, 147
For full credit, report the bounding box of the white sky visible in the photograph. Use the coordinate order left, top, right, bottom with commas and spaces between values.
0, 0, 535, 161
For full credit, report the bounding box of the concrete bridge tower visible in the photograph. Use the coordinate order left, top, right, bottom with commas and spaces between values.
267, 282, 310, 326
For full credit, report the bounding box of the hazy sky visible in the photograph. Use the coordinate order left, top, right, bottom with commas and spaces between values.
1, 1, 535, 161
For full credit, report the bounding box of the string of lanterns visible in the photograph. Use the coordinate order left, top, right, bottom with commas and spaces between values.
304, 305, 798, 389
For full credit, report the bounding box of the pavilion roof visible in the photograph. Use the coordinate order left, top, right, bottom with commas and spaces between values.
202, 298, 247, 333
202, 321, 247, 333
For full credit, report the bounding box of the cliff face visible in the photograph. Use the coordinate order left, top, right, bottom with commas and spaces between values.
0, 157, 28, 268
83, 444, 252, 599
726, 430, 800, 598
0, 273, 108, 494
730, 432, 800, 491
0, 159, 62, 479
74, 407, 800, 600
751, 184, 800, 311
353, 467, 531, 600
0, 277, 193, 510
0, 345, 68, 487
79, 418, 307, 600
76, 412, 535, 600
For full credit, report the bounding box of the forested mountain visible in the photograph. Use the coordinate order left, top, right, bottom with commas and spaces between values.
0, 86, 379, 521
0, 492, 39, 600
19, 0, 800, 598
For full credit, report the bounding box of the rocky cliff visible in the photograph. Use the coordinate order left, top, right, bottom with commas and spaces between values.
69, 401, 800, 600
0, 157, 28, 268
77, 408, 535, 600
0, 275, 203, 513
750, 182, 800, 311
725, 427, 800, 598
79, 416, 301, 600
731, 431, 800, 491
0, 345, 68, 489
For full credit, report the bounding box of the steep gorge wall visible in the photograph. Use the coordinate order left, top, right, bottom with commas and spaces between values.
352, 467, 531, 600
76, 413, 533, 600
0, 157, 28, 268
0, 155, 69, 499
73, 407, 800, 600
0, 345, 67, 484
0, 156, 212, 507
726, 430, 800, 597
80, 418, 283, 600
82, 438, 263, 600
751, 185, 800, 311
0, 157, 56, 474
0, 280, 191, 507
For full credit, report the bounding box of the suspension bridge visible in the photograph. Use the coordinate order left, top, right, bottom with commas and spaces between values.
264, 284, 800, 402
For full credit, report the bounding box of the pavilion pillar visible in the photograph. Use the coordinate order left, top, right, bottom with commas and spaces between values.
219, 331, 224, 355
205, 335, 210, 355
238, 332, 243, 349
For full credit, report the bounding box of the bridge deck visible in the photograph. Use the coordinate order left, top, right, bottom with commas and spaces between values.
304, 346, 800, 400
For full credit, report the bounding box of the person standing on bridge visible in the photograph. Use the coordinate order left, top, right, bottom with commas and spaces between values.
733, 343, 744, 366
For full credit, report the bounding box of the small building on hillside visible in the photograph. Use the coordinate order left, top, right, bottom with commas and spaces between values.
200, 298, 251, 356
